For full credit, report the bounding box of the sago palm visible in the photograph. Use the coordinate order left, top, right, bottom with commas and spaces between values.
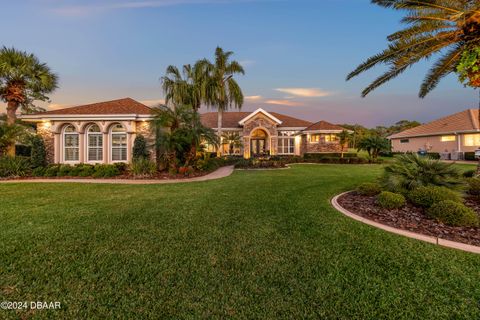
0, 47, 58, 155
202, 47, 245, 151
347, 0, 480, 97
221, 132, 243, 155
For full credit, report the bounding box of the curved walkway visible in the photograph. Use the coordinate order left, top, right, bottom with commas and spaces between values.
0, 166, 234, 185
331, 192, 480, 254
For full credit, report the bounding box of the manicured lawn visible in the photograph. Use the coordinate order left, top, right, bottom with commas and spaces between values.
1, 164, 480, 319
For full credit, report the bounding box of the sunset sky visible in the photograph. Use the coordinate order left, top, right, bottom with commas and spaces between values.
1, 0, 477, 127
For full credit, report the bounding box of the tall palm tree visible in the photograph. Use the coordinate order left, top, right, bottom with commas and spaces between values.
0, 47, 58, 155
202, 47, 245, 154
347, 0, 480, 98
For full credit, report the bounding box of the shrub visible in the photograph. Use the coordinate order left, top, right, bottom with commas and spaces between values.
427, 200, 479, 227
130, 158, 157, 177
15, 145, 31, 157
304, 153, 357, 160
356, 182, 382, 196
30, 135, 47, 168
57, 164, 72, 176
133, 135, 149, 160
32, 166, 46, 177
464, 152, 476, 161
408, 186, 462, 208
0, 156, 31, 178
463, 169, 476, 178
74, 164, 95, 177
466, 178, 480, 197
425, 152, 440, 160
377, 191, 406, 209
44, 165, 60, 177
92, 164, 121, 178
381, 153, 462, 191
114, 162, 128, 173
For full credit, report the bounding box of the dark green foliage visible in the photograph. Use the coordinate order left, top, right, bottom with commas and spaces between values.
92, 164, 121, 178
356, 182, 382, 196
133, 135, 149, 160
357, 136, 391, 159
408, 186, 462, 208
464, 152, 476, 161
0, 156, 31, 177
57, 164, 72, 176
427, 200, 479, 227
466, 178, 480, 197
30, 135, 47, 168
44, 165, 60, 177
130, 158, 157, 177
304, 153, 358, 159
114, 162, 128, 173
463, 169, 476, 178
377, 191, 406, 209
233, 159, 287, 169
425, 152, 440, 160
382, 153, 462, 192
15, 145, 31, 157
73, 164, 95, 177
31, 166, 46, 177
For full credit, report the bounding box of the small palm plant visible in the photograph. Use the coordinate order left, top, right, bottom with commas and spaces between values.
0, 122, 29, 156
357, 135, 390, 160
381, 153, 462, 192
221, 132, 243, 155
338, 130, 352, 158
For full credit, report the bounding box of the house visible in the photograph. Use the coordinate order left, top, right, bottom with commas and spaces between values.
21, 98, 349, 164
389, 109, 480, 157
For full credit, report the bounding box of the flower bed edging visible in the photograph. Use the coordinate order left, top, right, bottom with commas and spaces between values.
331, 191, 480, 254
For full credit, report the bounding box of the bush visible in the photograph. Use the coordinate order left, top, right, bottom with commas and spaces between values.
466, 178, 480, 197
356, 182, 382, 196
463, 169, 476, 178
15, 145, 31, 157
133, 135, 149, 160
114, 162, 128, 173
73, 164, 95, 177
408, 186, 462, 208
57, 164, 72, 176
377, 191, 406, 209
44, 165, 60, 177
464, 152, 476, 161
427, 200, 479, 227
32, 166, 46, 177
304, 153, 357, 160
30, 135, 47, 168
0, 156, 31, 178
425, 152, 440, 160
92, 164, 121, 178
130, 158, 157, 177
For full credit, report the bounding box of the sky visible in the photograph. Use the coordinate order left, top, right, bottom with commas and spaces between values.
0, 0, 478, 127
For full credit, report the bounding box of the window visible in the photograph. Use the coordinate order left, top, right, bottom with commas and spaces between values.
87, 124, 103, 162
63, 124, 79, 162
310, 134, 338, 143
111, 124, 127, 162
278, 131, 296, 154
441, 135, 456, 142
400, 139, 410, 143
464, 134, 480, 147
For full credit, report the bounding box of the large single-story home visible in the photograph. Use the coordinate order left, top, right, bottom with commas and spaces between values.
21, 98, 349, 164
389, 109, 480, 157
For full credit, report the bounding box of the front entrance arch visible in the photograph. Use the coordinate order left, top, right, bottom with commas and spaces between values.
250, 128, 269, 157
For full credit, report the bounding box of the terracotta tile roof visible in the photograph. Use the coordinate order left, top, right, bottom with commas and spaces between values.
389, 109, 480, 139
38, 98, 152, 115
303, 120, 347, 132
200, 111, 313, 128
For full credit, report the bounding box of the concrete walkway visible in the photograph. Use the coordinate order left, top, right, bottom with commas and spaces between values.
0, 166, 234, 185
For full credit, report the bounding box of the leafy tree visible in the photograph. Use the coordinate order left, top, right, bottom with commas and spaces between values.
357, 135, 391, 160
202, 47, 245, 149
347, 1, 480, 98
133, 135, 150, 160
221, 132, 243, 155
30, 135, 46, 168
0, 47, 58, 155
0, 122, 29, 156
338, 130, 352, 157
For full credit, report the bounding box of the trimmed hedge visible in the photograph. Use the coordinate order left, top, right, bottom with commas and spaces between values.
304, 153, 358, 159
466, 178, 480, 197
377, 191, 406, 209
464, 152, 476, 161
408, 186, 462, 208
356, 182, 382, 196
427, 200, 479, 227
0, 156, 31, 178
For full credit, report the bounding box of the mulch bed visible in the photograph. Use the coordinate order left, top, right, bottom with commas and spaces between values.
337, 192, 480, 247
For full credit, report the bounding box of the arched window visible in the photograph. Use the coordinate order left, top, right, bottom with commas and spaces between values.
63, 124, 79, 162
87, 124, 103, 162
110, 124, 127, 162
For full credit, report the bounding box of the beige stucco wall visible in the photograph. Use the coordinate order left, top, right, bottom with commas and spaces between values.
391, 133, 480, 153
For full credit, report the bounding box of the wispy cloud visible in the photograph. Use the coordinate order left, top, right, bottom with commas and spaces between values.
275, 88, 333, 98
265, 99, 304, 107
245, 95, 262, 101
52, 0, 275, 16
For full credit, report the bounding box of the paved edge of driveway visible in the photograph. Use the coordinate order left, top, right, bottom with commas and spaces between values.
0, 166, 235, 185
331, 191, 480, 255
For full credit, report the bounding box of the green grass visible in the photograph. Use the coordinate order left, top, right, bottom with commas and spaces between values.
1, 164, 480, 319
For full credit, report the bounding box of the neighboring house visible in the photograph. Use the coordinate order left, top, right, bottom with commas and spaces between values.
21, 98, 349, 164
389, 109, 480, 156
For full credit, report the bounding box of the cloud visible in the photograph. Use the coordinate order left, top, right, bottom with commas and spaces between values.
245, 95, 262, 101
275, 88, 333, 98
265, 99, 304, 107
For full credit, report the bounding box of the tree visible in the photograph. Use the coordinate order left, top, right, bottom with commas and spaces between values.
347, 1, 479, 98
30, 135, 47, 168
357, 135, 391, 160
0, 47, 58, 155
132, 135, 149, 160
338, 130, 351, 157
221, 132, 243, 155
0, 122, 29, 156
202, 47, 245, 154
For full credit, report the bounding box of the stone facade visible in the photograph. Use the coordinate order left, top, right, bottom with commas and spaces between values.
241, 113, 279, 158
36, 122, 55, 164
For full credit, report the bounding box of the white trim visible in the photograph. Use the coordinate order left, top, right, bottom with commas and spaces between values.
85, 124, 103, 163
388, 129, 480, 140
62, 125, 80, 164
109, 124, 128, 163
238, 108, 283, 125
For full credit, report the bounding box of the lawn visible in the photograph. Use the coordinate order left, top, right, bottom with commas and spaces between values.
1, 164, 480, 319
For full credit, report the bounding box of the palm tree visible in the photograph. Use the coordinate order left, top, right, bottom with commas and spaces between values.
202, 47, 245, 154
0, 122, 29, 156
221, 132, 243, 155
0, 47, 58, 155
357, 135, 391, 160
347, 1, 480, 98
338, 130, 351, 158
